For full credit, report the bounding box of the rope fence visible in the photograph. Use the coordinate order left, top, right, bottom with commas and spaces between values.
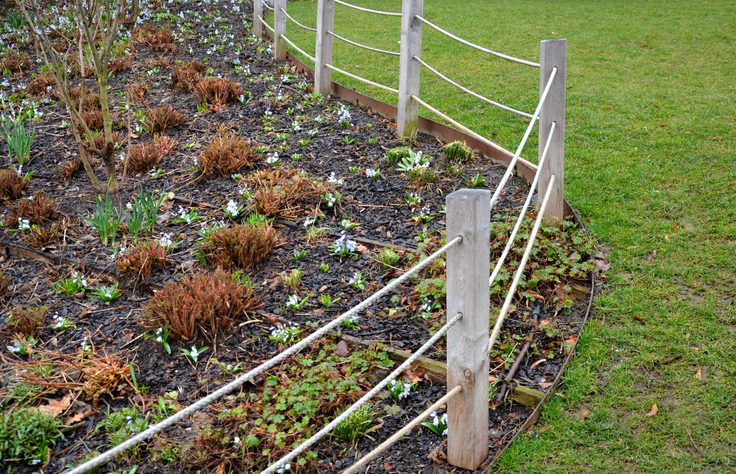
414, 55, 533, 119
328, 29, 400, 56
280, 7, 317, 32
488, 174, 556, 353
415, 14, 540, 68
67, 236, 462, 474
262, 311, 464, 473
335, 0, 402, 17
281, 33, 316, 62
260, 0, 273, 11
325, 62, 399, 94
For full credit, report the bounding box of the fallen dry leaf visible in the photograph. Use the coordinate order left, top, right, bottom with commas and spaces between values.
37, 394, 73, 418
579, 408, 591, 421
696, 368, 702, 380
645, 403, 658, 417
65, 409, 94, 425
632, 315, 646, 325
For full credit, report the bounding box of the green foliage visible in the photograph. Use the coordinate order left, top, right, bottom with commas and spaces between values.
0, 408, 64, 465
99, 407, 148, 447
284, 269, 302, 290
333, 405, 375, 444
377, 247, 400, 269
54, 273, 88, 296
443, 140, 472, 163
385, 146, 410, 165
490, 219, 595, 309
126, 189, 164, 240
87, 195, 122, 246
1, 116, 35, 166
319, 293, 340, 308
90, 282, 123, 302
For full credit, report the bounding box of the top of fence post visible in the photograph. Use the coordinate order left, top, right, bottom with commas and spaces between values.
397, 0, 423, 138
446, 188, 490, 470
253, 0, 264, 38
538, 39, 566, 224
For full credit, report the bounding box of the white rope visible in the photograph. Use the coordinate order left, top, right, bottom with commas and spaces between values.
281, 33, 316, 63
262, 312, 464, 474
66, 236, 462, 474
343, 385, 463, 474
415, 15, 539, 68
258, 15, 274, 34
325, 63, 399, 94
488, 66, 557, 211
280, 7, 317, 32
261, 0, 274, 11
335, 0, 402, 17
487, 175, 555, 353
414, 55, 533, 119
489, 122, 556, 287
411, 94, 515, 159
328, 30, 400, 56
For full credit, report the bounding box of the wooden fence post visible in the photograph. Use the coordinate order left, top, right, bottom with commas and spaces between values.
272, 0, 287, 60
397, 0, 423, 138
539, 39, 567, 223
446, 189, 490, 470
253, 0, 264, 38
314, 0, 335, 96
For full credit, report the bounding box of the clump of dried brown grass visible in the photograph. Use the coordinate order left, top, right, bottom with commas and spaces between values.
199, 224, 280, 270
58, 158, 83, 182
3, 306, 47, 339
245, 168, 329, 220
23, 223, 60, 249
193, 77, 242, 111
0, 169, 26, 201
0, 270, 9, 298
172, 60, 206, 92
132, 24, 176, 53
117, 241, 167, 281
142, 269, 260, 341
109, 55, 133, 74
127, 81, 149, 105
2, 52, 30, 73
126, 135, 177, 174
81, 110, 104, 131
26, 74, 56, 96
145, 105, 186, 135
199, 131, 258, 177
4, 191, 60, 227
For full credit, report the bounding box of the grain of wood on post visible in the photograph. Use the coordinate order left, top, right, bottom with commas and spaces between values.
272, 0, 287, 60
397, 0, 423, 137
446, 189, 491, 470
314, 0, 335, 96
253, 0, 264, 37
539, 39, 567, 224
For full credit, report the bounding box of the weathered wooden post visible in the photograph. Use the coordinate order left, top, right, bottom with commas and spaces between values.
539, 39, 567, 223
314, 0, 335, 96
397, 0, 423, 138
272, 0, 287, 60
446, 189, 491, 470
253, 0, 264, 38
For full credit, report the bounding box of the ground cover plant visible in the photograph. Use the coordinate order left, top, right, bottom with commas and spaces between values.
284, 0, 736, 471
0, 0, 597, 472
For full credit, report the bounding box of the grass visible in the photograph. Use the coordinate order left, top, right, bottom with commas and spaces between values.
280, 1, 736, 471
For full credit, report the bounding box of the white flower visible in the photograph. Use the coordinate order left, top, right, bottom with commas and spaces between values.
276, 464, 291, 474
225, 199, 240, 217
303, 216, 316, 228
233, 435, 241, 446
126, 202, 133, 211
6, 342, 22, 353
266, 152, 280, 165
159, 233, 173, 249
18, 219, 30, 231
327, 172, 343, 186
365, 168, 379, 178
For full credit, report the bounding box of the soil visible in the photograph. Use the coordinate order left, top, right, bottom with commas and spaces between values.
0, 1, 593, 473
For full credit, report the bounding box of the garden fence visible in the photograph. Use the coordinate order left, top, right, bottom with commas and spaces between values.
67, 1, 568, 472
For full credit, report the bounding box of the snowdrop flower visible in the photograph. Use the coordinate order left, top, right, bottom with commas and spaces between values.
327, 172, 343, 186
266, 152, 280, 165
365, 168, 380, 179
126, 202, 133, 211
159, 233, 173, 249
155, 327, 163, 343
276, 464, 291, 474
17, 219, 30, 231
233, 435, 241, 446
291, 121, 301, 131
6, 342, 22, 353
303, 216, 316, 228
189, 346, 202, 359
225, 199, 239, 217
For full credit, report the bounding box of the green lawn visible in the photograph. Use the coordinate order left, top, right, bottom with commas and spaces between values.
278, 1, 736, 471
